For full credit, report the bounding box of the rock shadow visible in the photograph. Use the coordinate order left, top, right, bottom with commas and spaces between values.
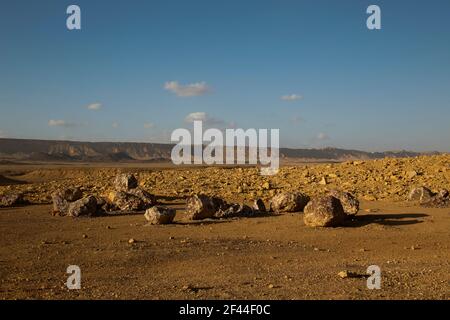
344, 212, 429, 228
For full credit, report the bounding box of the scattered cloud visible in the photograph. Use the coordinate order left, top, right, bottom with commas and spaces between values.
112, 122, 119, 128
164, 81, 210, 97
48, 119, 78, 127
184, 112, 225, 127
281, 94, 303, 101
86, 103, 102, 111
143, 122, 154, 129
316, 132, 330, 141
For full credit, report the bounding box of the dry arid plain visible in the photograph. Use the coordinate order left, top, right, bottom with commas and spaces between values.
0, 155, 449, 300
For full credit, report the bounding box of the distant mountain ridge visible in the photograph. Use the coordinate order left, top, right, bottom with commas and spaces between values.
0, 138, 438, 162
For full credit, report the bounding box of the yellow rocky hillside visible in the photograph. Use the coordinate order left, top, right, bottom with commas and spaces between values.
0, 154, 449, 204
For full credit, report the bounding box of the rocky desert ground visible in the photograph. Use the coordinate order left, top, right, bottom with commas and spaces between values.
0, 155, 449, 300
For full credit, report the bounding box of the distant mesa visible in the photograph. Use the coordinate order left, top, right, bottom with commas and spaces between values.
0, 138, 439, 163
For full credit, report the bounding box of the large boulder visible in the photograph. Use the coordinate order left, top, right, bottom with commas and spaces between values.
67, 196, 98, 217
0, 193, 25, 207
185, 195, 217, 220
328, 190, 359, 216
51, 187, 83, 215
303, 196, 346, 227
107, 191, 145, 211
408, 186, 434, 203
270, 192, 310, 213
114, 173, 138, 192
144, 206, 176, 225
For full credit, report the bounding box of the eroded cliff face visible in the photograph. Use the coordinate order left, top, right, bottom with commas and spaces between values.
0, 139, 173, 161
0, 138, 433, 162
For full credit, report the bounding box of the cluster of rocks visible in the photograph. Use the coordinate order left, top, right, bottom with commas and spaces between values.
46, 174, 362, 228
268, 190, 359, 227
107, 174, 156, 211
408, 186, 450, 208
185, 194, 267, 221
51, 174, 157, 217
172, 190, 359, 228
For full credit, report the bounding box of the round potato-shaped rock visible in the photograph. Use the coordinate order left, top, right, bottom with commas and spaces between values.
303, 196, 346, 227
270, 192, 310, 213
145, 206, 176, 225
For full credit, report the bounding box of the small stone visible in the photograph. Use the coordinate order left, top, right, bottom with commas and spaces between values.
262, 182, 271, 190
319, 177, 327, 185
268, 284, 274, 289
128, 238, 135, 244
338, 271, 349, 279
82, 234, 88, 239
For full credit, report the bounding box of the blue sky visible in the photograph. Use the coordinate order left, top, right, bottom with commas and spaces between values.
1, 0, 449, 151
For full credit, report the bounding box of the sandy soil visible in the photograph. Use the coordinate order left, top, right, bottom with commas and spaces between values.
1, 197, 449, 300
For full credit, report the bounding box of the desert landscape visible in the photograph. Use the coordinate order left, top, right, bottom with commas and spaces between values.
2, 1, 450, 304
1, 147, 449, 300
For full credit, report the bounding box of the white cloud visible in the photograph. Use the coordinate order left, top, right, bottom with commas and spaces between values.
164, 81, 210, 97
316, 132, 330, 141
184, 112, 224, 126
48, 119, 77, 127
112, 122, 119, 128
87, 103, 102, 110
143, 122, 154, 129
184, 112, 208, 122
281, 94, 303, 101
